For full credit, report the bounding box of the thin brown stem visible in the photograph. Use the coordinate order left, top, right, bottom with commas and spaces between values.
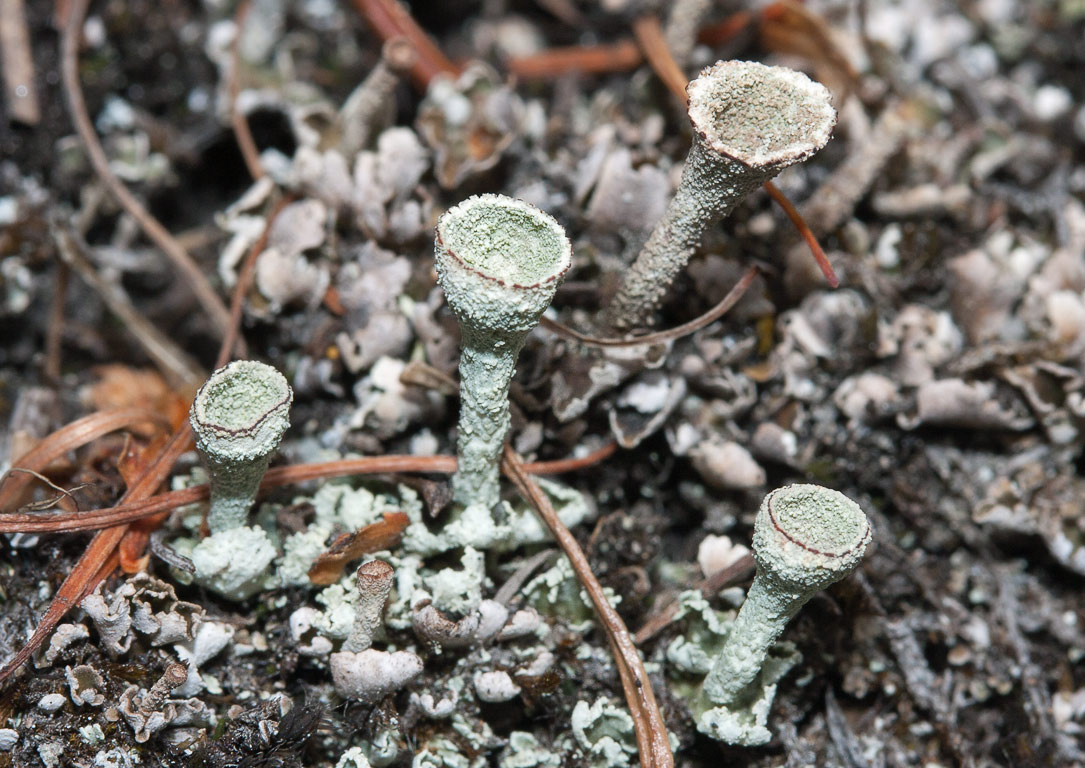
350, 0, 459, 90
502, 447, 674, 768
764, 180, 838, 288
61, 0, 233, 340
541, 266, 758, 348
0, 447, 618, 533
520, 441, 618, 475
632, 15, 689, 104
229, 0, 265, 181
507, 39, 643, 78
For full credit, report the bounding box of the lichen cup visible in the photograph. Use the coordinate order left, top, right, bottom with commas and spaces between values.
606, 60, 837, 330
435, 194, 572, 517
696, 484, 871, 745
190, 360, 293, 534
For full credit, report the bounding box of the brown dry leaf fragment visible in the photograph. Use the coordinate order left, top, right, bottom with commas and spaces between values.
84, 366, 191, 432
0, 408, 168, 513
307, 511, 410, 586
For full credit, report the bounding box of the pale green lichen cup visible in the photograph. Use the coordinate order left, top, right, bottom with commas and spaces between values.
697, 484, 871, 745
435, 194, 571, 515
190, 360, 293, 534
607, 60, 837, 330
188, 360, 292, 600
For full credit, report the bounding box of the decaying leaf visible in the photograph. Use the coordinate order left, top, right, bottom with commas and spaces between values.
307, 511, 410, 585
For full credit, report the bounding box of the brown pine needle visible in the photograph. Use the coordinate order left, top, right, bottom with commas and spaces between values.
517, 441, 618, 474
61, 0, 233, 340
541, 266, 758, 347
764, 180, 839, 287
229, 0, 265, 181
507, 40, 643, 78
0, 407, 168, 512
502, 446, 674, 768
632, 15, 689, 104
350, 0, 460, 89
0, 447, 617, 533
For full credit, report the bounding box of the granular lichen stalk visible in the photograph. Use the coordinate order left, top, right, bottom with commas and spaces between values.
189, 360, 292, 534
435, 194, 571, 515
697, 483, 872, 745
606, 60, 836, 330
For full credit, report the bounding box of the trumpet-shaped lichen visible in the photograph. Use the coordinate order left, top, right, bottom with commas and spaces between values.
606, 60, 836, 329
696, 484, 871, 745
434, 194, 571, 525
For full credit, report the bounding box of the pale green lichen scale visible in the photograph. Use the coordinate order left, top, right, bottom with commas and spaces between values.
701, 484, 870, 728
435, 195, 571, 512
607, 60, 836, 330
190, 360, 292, 534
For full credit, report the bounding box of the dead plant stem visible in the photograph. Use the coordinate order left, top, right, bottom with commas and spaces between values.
61, 0, 234, 341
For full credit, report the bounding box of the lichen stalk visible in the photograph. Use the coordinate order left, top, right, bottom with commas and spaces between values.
343, 560, 395, 653
339, 37, 416, 157
189, 360, 292, 534
434, 194, 571, 513
605, 60, 836, 330
701, 484, 871, 709
453, 324, 525, 510
663, 0, 714, 69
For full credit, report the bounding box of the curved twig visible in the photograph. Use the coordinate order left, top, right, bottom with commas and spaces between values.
502, 446, 674, 768
763, 180, 839, 287
0, 446, 618, 533
61, 0, 233, 340
632, 15, 688, 103
541, 266, 758, 347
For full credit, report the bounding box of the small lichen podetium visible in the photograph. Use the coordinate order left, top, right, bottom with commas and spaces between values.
189, 360, 292, 534
435, 194, 572, 521
605, 60, 837, 330
188, 360, 291, 600
697, 484, 872, 746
